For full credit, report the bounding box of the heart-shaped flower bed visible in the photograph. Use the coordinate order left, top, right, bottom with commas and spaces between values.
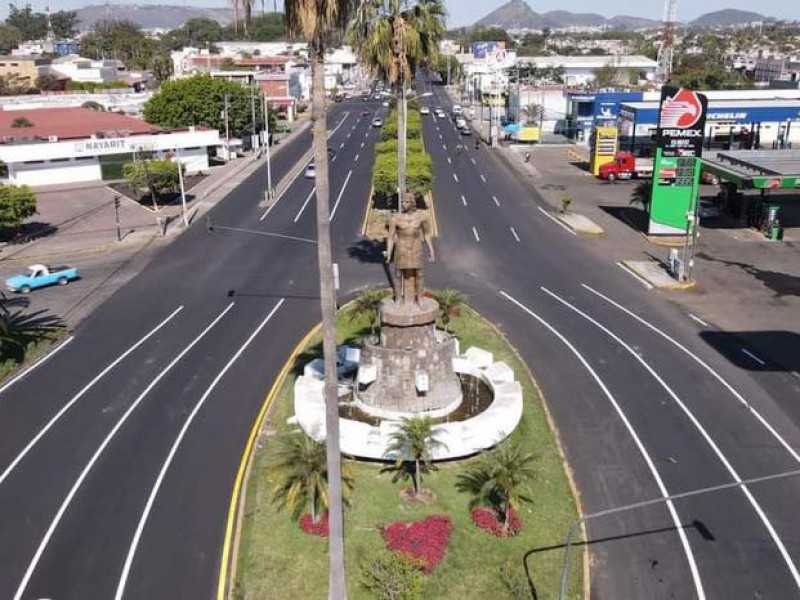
471, 507, 522, 537
382, 515, 452, 573
299, 512, 329, 537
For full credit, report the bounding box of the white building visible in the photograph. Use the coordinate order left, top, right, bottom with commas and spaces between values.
48, 55, 124, 84
0, 107, 219, 187
0, 92, 152, 116
514, 55, 658, 86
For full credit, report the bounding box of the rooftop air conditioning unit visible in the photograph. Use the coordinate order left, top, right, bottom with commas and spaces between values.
48, 135, 58, 142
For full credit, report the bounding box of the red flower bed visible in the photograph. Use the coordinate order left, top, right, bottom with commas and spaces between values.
299, 512, 329, 537
382, 515, 452, 573
471, 507, 522, 537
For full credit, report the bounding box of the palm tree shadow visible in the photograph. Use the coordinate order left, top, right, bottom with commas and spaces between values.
1, 294, 64, 363
347, 238, 386, 264
695, 253, 800, 297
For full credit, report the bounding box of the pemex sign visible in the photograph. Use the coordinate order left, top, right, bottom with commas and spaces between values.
649, 86, 709, 236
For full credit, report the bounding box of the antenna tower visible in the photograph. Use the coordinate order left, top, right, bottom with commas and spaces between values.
655, 0, 677, 84
45, 0, 54, 42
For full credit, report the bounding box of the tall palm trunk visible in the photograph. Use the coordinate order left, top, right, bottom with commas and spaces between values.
392, 12, 407, 205
311, 45, 348, 600
244, 0, 252, 37
414, 457, 421, 496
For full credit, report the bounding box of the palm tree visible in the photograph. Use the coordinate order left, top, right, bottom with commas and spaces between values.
384, 416, 447, 498
284, 1, 359, 597
0, 294, 63, 363
456, 443, 537, 534
230, 0, 240, 36
430, 288, 466, 333
269, 432, 354, 524
523, 103, 543, 126
346, 287, 388, 337
350, 0, 445, 201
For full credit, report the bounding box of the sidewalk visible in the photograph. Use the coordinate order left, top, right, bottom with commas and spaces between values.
0, 117, 311, 265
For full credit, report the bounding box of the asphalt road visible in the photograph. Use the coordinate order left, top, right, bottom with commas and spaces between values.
2, 83, 800, 600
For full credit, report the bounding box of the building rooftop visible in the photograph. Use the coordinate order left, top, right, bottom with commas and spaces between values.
515, 55, 658, 68
0, 107, 159, 141
621, 99, 800, 110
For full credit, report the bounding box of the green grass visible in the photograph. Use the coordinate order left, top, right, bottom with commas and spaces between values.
0, 330, 68, 383
234, 305, 583, 600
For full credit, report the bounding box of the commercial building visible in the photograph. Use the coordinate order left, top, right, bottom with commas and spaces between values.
0, 107, 219, 187
0, 55, 51, 87
515, 55, 657, 87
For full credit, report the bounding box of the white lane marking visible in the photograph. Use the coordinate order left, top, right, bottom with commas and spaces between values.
471, 157, 477, 165
472, 227, 480, 242
329, 170, 353, 222
742, 348, 766, 366
500, 290, 706, 600
543, 286, 800, 591
461, 195, 467, 206
0, 307, 183, 488
331, 155, 337, 163
360, 142, 365, 148
616, 261, 654, 290
443, 144, 447, 151
583, 284, 800, 466
439, 133, 443, 139
689, 313, 709, 327
13, 303, 235, 600
492, 195, 500, 206
346, 132, 351, 139
510, 227, 520, 243
480, 174, 487, 183
293, 187, 316, 223
447, 157, 452, 164
114, 300, 284, 600
354, 153, 360, 162
0, 336, 74, 397
259, 116, 348, 222
453, 173, 459, 183
339, 142, 345, 149
537, 206, 576, 236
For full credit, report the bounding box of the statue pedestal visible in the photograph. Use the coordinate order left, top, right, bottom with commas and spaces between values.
355, 298, 462, 418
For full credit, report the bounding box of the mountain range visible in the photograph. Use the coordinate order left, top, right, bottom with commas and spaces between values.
75, 4, 233, 31
475, 0, 772, 30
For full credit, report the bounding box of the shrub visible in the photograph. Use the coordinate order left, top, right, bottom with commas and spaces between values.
360, 550, 425, 600
471, 507, 522, 538
299, 512, 328, 537
499, 558, 531, 600
382, 515, 452, 573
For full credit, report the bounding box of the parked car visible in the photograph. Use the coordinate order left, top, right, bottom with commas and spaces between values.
698, 199, 721, 219
382, 101, 390, 107
434, 108, 446, 118
452, 104, 462, 115
6, 264, 79, 293
420, 106, 430, 115
305, 163, 316, 178
372, 117, 383, 127
455, 117, 467, 130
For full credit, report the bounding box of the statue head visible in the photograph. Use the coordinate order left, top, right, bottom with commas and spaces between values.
400, 192, 415, 213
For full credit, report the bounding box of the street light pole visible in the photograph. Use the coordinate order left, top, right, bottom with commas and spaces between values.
175, 147, 188, 227
263, 91, 274, 203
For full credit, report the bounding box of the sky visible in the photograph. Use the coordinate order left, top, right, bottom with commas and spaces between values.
7, 0, 799, 27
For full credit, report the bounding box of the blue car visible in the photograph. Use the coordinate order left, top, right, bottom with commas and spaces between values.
6, 263, 80, 293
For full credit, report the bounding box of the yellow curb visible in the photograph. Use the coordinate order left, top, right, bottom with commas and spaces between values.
643, 234, 686, 248
217, 322, 322, 600
425, 190, 440, 237
361, 184, 375, 237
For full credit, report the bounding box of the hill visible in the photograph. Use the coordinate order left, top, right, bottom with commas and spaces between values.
474, 0, 659, 30
690, 9, 769, 27
75, 4, 233, 31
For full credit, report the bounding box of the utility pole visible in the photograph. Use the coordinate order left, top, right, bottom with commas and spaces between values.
263, 91, 274, 202
223, 93, 230, 159
176, 147, 188, 227
113, 195, 121, 242
250, 84, 258, 153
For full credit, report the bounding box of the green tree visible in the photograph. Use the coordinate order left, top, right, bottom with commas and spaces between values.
434, 53, 462, 84
284, 0, 360, 595
122, 158, 180, 209
80, 20, 159, 70
50, 11, 79, 38
592, 62, 625, 89
143, 75, 256, 136
35, 74, 63, 91
0, 185, 37, 234
352, 0, 445, 200
430, 289, 466, 333
5, 6, 46, 41
149, 53, 173, 83
384, 416, 447, 498
10, 117, 33, 128
0, 24, 22, 54
456, 443, 537, 534
360, 551, 424, 600
246, 13, 288, 41
347, 287, 388, 336
268, 432, 354, 524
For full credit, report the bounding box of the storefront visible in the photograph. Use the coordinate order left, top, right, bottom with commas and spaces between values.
565, 91, 645, 141
0, 107, 220, 187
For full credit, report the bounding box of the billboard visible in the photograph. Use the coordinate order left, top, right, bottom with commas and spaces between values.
471, 41, 506, 60
655, 86, 708, 158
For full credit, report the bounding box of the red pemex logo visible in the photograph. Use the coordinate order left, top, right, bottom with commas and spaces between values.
659, 89, 703, 129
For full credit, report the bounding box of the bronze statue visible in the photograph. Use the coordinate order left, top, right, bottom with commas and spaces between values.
385, 193, 435, 306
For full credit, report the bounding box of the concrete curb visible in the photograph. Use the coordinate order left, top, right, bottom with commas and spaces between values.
619, 259, 697, 290
557, 212, 605, 236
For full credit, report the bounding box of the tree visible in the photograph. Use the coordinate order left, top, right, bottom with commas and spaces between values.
149, 54, 173, 83
0, 293, 62, 363
36, 74, 64, 92
50, 11, 79, 38
592, 62, 625, 89
143, 75, 256, 137
122, 158, 180, 209
456, 443, 537, 534
0, 24, 23, 55
351, 0, 445, 200
430, 289, 466, 333
10, 117, 33, 128
269, 433, 354, 524
5, 6, 47, 41
0, 185, 37, 235
347, 287, 388, 336
384, 416, 447, 498
523, 103, 543, 126
80, 20, 159, 71
284, 0, 360, 596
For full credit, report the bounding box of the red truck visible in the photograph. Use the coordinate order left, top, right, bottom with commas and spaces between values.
598, 151, 721, 184
598, 152, 653, 181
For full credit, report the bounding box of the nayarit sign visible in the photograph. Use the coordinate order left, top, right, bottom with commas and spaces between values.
655, 86, 709, 158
